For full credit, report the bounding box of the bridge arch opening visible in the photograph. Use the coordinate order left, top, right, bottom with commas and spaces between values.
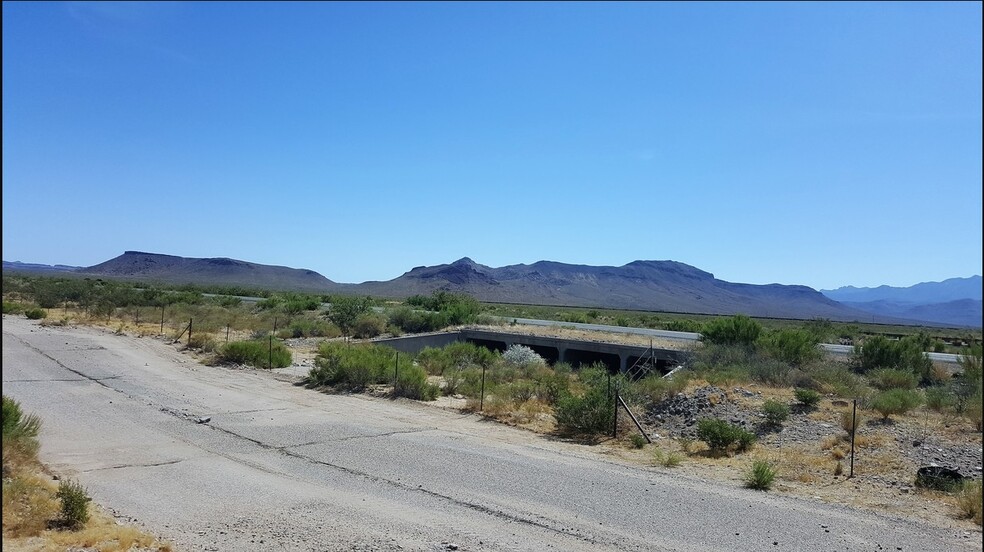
564, 349, 620, 373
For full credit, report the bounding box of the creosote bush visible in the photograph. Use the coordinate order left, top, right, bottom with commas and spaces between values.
393, 364, 439, 401
24, 307, 47, 320
554, 367, 614, 436
307, 342, 395, 390
3, 395, 43, 477
869, 388, 922, 421
218, 339, 292, 368
745, 460, 777, 490
56, 478, 91, 529
629, 433, 647, 449
794, 387, 821, 407
696, 418, 755, 455
957, 479, 983, 526
761, 399, 789, 427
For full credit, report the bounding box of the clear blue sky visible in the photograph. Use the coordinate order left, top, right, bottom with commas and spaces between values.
3, 2, 981, 290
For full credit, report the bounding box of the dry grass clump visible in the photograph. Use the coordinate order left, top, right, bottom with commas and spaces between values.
956, 479, 983, 526
2, 473, 59, 537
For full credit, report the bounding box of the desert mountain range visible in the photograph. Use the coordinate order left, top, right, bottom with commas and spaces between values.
3, 251, 980, 328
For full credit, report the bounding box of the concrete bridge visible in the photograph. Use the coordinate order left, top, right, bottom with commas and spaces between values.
372, 329, 690, 374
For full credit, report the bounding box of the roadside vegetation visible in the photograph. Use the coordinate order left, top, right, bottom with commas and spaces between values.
2, 395, 171, 550
4, 274, 981, 527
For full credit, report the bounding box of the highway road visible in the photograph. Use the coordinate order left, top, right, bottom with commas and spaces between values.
501, 317, 964, 365
2, 315, 975, 551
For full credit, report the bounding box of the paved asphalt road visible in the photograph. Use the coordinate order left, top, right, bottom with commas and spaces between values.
2, 316, 975, 551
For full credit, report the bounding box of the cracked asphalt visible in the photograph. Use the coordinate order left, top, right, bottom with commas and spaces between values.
2, 316, 978, 551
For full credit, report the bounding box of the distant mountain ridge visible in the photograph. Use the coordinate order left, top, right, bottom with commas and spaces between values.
79, 251, 336, 292
351, 257, 881, 323
821, 276, 982, 328
4, 251, 978, 326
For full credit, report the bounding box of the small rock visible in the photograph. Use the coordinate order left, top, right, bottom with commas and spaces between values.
196, 416, 211, 424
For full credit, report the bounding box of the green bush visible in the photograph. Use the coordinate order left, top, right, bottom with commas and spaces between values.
24, 308, 47, 320
394, 364, 439, 401
701, 315, 761, 347
2, 395, 42, 475
532, 368, 571, 405
218, 339, 291, 368
794, 388, 821, 407
351, 313, 387, 339
2, 301, 27, 314
307, 342, 395, 389
957, 479, 983, 526
924, 386, 955, 412
629, 433, 647, 449
696, 418, 756, 455
56, 479, 91, 528
869, 388, 923, 420
745, 460, 777, 491
760, 329, 821, 366
868, 368, 918, 390
554, 367, 614, 435
853, 335, 932, 383
761, 399, 789, 426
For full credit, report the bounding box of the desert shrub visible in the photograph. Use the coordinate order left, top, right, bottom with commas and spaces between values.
2, 301, 28, 314
696, 418, 756, 455
531, 368, 570, 405
497, 380, 538, 403
924, 386, 955, 412
965, 391, 983, 431
760, 329, 821, 366
839, 409, 863, 434
957, 479, 983, 526
56, 478, 91, 529
308, 342, 395, 389
188, 333, 217, 352
662, 319, 703, 333
869, 388, 922, 421
701, 315, 761, 347
794, 387, 821, 407
324, 295, 373, 336
393, 364, 439, 401
652, 448, 683, 467
502, 344, 545, 367
2, 395, 42, 476
853, 335, 933, 383
24, 308, 47, 320
761, 400, 789, 426
416, 342, 498, 375
868, 368, 919, 390
747, 358, 792, 387
351, 313, 387, 339
388, 306, 444, 333
218, 340, 291, 368
745, 460, 777, 490
628, 373, 689, 405
281, 319, 340, 338
629, 433, 647, 449
807, 362, 869, 398
554, 367, 614, 435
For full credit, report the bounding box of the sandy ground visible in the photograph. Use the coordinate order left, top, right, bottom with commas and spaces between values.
3, 315, 980, 552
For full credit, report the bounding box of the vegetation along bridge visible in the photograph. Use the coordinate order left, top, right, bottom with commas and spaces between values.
373, 329, 690, 374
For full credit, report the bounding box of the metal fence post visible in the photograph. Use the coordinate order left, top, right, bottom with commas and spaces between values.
188, 318, 193, 346
612, 380, 619, 439
395, 351, 400, 387
269, 334, 273, 369
849, 399, 857, 478
160, 306, 165, 334
480, 364, 486, 411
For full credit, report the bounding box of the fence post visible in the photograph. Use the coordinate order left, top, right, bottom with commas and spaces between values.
612, 380, 619, 439
395, 351, 400, 387
188, 318, 193, 346
160, 306, 165, 334
226, 325, 230, 343
269, 334, 273, 369
480, 364, 486, 411
849, 399, 857, 478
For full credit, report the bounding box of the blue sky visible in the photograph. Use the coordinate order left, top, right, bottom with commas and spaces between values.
3, 2, 981, 290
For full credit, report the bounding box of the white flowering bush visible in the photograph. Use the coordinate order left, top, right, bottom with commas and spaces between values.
502, 344, 545, 367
